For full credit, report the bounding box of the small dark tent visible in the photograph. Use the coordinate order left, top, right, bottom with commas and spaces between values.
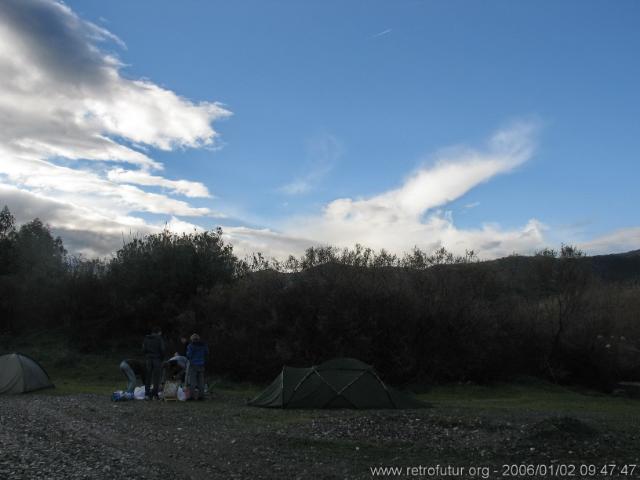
248, 358, 426, 409
0, 353, 54, 394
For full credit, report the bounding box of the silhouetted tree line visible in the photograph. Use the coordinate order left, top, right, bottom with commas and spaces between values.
1, 205, 639, 390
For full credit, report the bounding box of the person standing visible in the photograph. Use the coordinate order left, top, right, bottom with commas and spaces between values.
186, 333, 208, 400
142, 326, 166, 399
119, 358, 146, 394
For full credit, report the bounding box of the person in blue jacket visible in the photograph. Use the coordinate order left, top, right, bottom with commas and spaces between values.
186, 333, 209, 400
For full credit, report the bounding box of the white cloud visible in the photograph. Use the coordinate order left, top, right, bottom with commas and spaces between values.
0, 0, 228, 254
318, 122, 534, 224
269, 122, 543, 258
220, 122, 579, 260
0, 153, 214, 217
107, 168, 212, 198
165, 216, 205, 234
0, 184, 213, 257
221, 226, 314, 260
579, 227, 640, 255
223, 215, 548, 261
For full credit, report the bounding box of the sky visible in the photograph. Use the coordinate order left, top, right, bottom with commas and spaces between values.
0, 0, 638, 259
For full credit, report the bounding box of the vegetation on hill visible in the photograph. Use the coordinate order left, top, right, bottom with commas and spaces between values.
0, 205, 639, 389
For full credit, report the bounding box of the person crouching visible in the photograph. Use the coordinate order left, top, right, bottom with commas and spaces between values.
119, 358, 145, 394
163, 354, 188, 384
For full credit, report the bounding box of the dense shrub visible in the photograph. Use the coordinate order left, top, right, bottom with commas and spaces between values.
0, 205, 639, 388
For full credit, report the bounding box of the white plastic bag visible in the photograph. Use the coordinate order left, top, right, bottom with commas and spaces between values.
177, 386, 186, 401
134, 386, 146, 400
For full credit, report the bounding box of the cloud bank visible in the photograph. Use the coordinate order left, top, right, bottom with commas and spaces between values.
0, 0, 228, 255
230, 123, 550, 259
227, 122, 638, 258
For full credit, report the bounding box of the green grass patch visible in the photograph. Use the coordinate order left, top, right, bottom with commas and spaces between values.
419, 381, 640, 426
44, 379, 117, 396
2, 331, 128, 395
211, 378, 262, 398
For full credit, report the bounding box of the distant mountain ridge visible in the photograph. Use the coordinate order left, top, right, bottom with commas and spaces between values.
474, 249, 640, 286
583, 249, 640, 282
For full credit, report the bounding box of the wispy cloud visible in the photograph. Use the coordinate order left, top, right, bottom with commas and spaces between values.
279, 179, 315, 196
278, 133, 342, 196
371, 28, 392, 39
314, 122, 535, 226
0, 0, 228, 255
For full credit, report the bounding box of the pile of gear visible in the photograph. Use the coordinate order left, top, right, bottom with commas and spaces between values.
112, 330, 209, 402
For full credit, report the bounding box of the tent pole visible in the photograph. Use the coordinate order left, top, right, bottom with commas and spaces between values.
371, 369, 397, 408
288, 367, 320, 405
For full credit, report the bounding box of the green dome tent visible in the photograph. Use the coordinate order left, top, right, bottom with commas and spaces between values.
248, 358, 426, 409
0, 353, 54, 394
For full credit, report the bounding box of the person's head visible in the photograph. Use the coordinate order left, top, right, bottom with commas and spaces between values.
151, 326, 162, 335
190, 333, 200, 342
180, 336, 188, 344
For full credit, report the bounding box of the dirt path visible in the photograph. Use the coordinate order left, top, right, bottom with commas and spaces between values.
1, 392, 638, 479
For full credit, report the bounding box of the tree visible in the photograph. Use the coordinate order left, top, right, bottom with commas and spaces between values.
6, 218, 67, 332
0, 206, 15, 239
14, 219, 66, 272
0, 206, 17, 332
106, 228, 239, 335
0, 206, 16, 274
537, 244, 590, 380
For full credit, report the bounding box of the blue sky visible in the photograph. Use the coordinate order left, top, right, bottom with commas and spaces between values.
1, 0, 638, 257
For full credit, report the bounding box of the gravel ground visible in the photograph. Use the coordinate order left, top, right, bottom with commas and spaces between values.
1, 392, 639, 479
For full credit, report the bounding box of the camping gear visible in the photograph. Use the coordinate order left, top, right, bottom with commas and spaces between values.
248, 357, 426, 409
133, 386, 146, 400
182, 386, 192, 400
111, 390, 134, 401
0, 353, 54, 394
177, 386, 187, 401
